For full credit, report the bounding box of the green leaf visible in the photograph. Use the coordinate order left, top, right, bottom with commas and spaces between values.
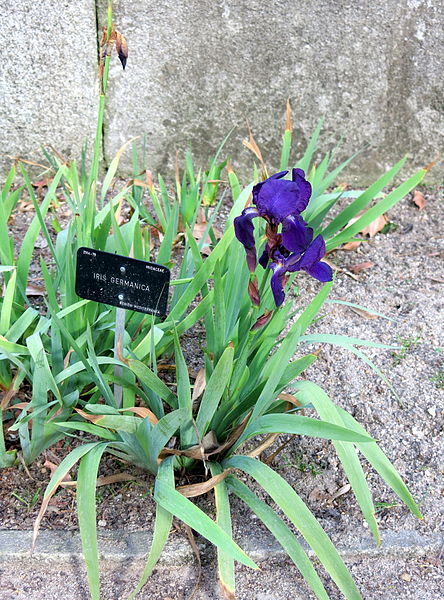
320, 158, 407, 240
210, 463, 235, 599
155, 476, 257, 570
125, 358, 177, 409
77, 442, 109, 600
291, 381, 380, 543
227, 475, 329, 600
55, 421, 118, 441
0, 267, 16, 334
168, 226, 235, 323
325, 167, 426, 251
242, 413, 374, 444
337, 407, 422, 518
196, 343, 235, 437
173, 330, 194, 447
135, 408, 186, 474
296, 281, 333, 335
223, 455, 362, 600
127, 458, 174, 599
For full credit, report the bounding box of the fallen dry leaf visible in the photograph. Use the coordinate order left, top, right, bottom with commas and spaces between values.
329, 483, 351, 503
412, 190, 426, 210
349, 306, 379, 320
25, 282, 45, 296
348, 261, 375, 274
192, 368, 206, 402
342, 241, 362, 251
44, 460, 72, 483
60, 472, 139, 489
176, 469, 233, 498
361, 214, 388, 237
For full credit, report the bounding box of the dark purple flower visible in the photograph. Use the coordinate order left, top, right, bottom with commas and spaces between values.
234, 169, 332, 307
270, 235, 333, 307
234, 169, 312, 272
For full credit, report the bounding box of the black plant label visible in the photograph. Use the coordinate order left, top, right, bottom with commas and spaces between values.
75, 247, 170, 316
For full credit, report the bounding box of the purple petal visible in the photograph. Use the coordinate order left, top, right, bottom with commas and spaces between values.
258, 246, 270, 269
304, 261, 333, 282
254, 171, 312, 223
298, 235, 326, 269
270, 263, 286, 307
234, 207, 259, 248
252, 171, 288, 204
254, 179, 300, 223
291, 168, 312, 213
281, 215, 313, 253
234, 207, 259, 272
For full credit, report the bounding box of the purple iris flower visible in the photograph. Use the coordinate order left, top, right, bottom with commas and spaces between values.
234, 169, 332, 307
234, 169, 312, 272
269, 235, 333, 307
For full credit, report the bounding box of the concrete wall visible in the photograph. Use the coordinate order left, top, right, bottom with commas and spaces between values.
2, 1, 444, 184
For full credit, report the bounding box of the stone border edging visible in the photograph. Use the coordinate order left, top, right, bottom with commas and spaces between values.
0, 529, 441, 565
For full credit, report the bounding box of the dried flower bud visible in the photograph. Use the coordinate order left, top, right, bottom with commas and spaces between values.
116, 31, 128, 70
251, 310, 273, 331
248, 277, 261, 306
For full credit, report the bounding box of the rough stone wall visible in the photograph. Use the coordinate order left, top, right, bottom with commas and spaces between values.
0, 0, 98, 175
2, 1, 443, 183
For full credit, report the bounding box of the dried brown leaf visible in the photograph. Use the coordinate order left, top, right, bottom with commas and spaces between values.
25, 282, 45, 296
285, 98, 292, 132
247, 433, 281, 459
348, 261, 375, 274
349, 306, 379, 320
412, 190, 426, 210
60, 471, 139, 489
176, 469, 233, 498
192, 368, 206, 402
277, 392, 302, 407
117, 406, 158, 424
342, 241, 362, 251
0, 374, 19, 410
329, 483, 351, 502
44, 460, 72, 482
361, 214, 388, 237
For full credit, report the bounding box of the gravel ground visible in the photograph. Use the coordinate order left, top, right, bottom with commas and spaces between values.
1, 182, 443, 599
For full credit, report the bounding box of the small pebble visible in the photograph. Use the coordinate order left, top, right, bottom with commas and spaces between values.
98, 520, 107, 527
427, 407, 437, 417
401, 572, 411, 582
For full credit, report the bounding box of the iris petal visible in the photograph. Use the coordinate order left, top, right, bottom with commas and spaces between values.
258, 246, 270, 269
270, 263, 286, 307
252, 171, 288, 205
253, 170, 312, 224
291, 168, 312, 213
305, 261, 333, 282
234, 207, 260, 271
281, 215, 313, 253
297, 235, 326, 269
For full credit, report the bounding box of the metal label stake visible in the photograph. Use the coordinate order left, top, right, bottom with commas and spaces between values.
113, 305, 125, 408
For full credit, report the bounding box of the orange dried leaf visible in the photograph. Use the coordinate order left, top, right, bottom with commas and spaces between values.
349, 306, 379, 320
342, 241, 362, 251
361, 214, 388, 238
285, 98, 292, 132
348, 261, 375, 274
117, 406, 158, 424
412, 190, 426, 210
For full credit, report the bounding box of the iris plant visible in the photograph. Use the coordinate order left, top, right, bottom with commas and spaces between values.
234, 169, 333, 306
